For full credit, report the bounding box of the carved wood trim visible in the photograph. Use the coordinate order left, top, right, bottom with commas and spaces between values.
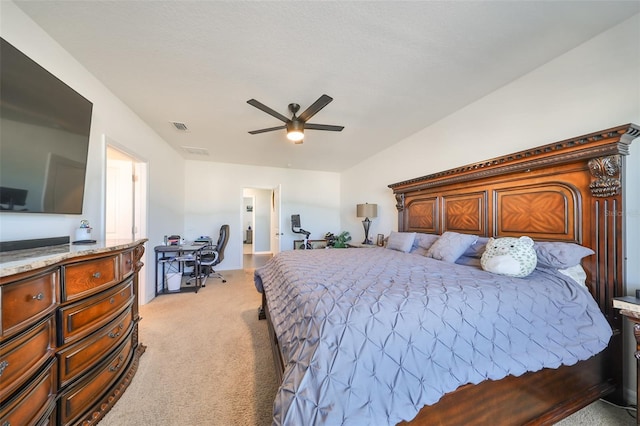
395, 193, 406, 232
588, 155, 621, 197
395, 193, 405, 211
133, 244, 145, 274
132, 244, 145, 322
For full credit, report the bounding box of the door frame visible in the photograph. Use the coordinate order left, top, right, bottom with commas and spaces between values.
270, 184, 282, 255
104, 135, 149, 302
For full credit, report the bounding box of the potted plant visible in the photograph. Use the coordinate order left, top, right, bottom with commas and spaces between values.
332, 231, 351, 248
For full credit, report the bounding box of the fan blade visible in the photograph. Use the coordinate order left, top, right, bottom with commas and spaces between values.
248, 125, 286, 135
298, 94, 333, 122
304, 123, 344, 132
247, 99, 290, 123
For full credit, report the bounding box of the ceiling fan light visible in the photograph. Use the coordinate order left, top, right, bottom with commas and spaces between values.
286, 121, 304, 142
287, 130, 304, 142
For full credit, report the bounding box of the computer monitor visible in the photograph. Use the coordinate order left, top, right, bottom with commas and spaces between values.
0, 186, 28, 210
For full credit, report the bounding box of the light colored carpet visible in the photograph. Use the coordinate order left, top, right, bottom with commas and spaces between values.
100, 268, 278, 426
100, 266, 636, 425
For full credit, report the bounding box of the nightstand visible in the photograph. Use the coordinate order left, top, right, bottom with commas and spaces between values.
613, 295, 640, 424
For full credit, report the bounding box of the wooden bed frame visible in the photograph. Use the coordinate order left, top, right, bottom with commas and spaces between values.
262, 123, 639, 425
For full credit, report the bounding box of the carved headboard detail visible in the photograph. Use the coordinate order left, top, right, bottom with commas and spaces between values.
389, 124, 639, 332
589, 155, 622, 197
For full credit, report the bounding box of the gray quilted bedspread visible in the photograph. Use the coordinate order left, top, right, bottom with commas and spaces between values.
254, 247, 612, 426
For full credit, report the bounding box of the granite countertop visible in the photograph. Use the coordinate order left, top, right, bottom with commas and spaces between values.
0, 239, 148, 278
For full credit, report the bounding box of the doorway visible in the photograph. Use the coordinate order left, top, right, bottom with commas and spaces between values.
106, 143, 148, 301
242, 187, 277, 269
242, 195, 255, 255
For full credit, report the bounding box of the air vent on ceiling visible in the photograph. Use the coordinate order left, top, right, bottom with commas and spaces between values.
171, 121, 189, 132
181, 146, 210, 156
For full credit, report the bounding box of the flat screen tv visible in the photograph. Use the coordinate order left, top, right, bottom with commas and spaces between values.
0, 37, 93, 214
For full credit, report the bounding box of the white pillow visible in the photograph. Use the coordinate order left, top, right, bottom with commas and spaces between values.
386, 231, 416, 253
558, 264, 588, 287
426, 231, 477, 263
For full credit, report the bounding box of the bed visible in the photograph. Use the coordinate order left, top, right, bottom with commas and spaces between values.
255, 123, 639, 425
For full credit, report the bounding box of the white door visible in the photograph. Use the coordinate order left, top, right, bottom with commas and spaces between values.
105, 143, 149, 303
270, 184, 282, 255
106, 147, 134, 239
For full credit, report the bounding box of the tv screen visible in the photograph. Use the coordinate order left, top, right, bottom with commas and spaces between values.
0, 37, 93, 214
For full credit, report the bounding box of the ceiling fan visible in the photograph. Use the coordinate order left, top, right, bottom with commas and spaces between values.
247, 94, 344, 144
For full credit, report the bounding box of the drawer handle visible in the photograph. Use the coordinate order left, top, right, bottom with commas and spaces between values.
110, 297, 115, 304
32, 292, 44, 301
109, 323, 124, 339
0, 360, 9, 376
109, 354, 125, 372
2, 421, 10, 426
92, 271, 102, 279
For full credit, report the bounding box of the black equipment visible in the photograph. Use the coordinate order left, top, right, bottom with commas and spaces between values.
291, 214, 301, 228
291, 214, 311, 249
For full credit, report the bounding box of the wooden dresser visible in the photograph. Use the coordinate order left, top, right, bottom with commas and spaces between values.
0, 239, 146, 425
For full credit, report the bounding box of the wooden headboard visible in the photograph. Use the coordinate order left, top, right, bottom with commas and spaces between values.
389, 123, 639, 335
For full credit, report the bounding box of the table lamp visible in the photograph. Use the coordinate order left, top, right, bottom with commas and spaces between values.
356, 203, 378, 244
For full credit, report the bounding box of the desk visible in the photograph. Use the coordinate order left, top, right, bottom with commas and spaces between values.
154, 244, 208, 295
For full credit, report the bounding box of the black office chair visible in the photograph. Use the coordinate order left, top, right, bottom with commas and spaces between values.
198, 224, 229, 284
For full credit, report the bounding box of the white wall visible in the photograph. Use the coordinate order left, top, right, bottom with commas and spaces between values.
1, 3, 186, 304
341, 13, 640, 402
183, 160, 340, 270
342, 14, 639, 239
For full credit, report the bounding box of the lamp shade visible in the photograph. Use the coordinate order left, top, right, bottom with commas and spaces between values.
356, 203, 377, 218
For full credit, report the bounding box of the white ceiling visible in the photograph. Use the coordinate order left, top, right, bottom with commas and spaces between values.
14, 1, 640, 172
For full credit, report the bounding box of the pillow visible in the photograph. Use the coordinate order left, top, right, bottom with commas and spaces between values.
386, 231, 416, 253
534, 242, 595, 268
558, 264, 588, 287
462, 237, 490, 258
410, 233, 440, 256
425, 231, 477, 263
481, 236, 537, 278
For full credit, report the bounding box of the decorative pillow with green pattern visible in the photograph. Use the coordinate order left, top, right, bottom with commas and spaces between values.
480, 236, 537, 278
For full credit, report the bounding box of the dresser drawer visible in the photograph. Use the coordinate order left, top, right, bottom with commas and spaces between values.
1, 269, 58, 339
0, 315, 55, 402
58, 280, 133, 345
57, 305, 133, 388
58, 336, 133, 425
121, 249, 135, 279
62, 255, 119, 301
0, 358, 57, 426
